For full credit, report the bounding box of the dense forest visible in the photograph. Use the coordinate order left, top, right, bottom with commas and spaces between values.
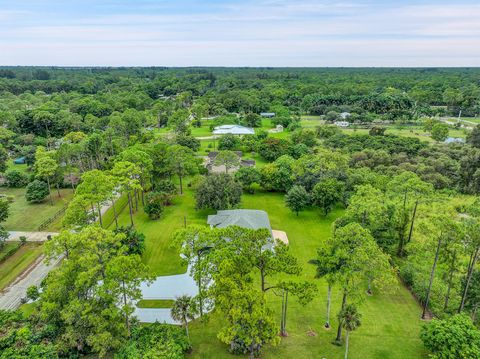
1, 67, 480, 359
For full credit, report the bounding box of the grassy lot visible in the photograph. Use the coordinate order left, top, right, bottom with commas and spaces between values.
136, 299, 174, 308
109, 187, 425, 358
0, 242, 43, 290
0, 187, 73, 231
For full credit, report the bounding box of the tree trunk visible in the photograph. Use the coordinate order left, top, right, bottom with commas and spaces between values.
407, 200, 418, 244
185, 320, 190, 342
111, 198, 118, 229
249, 343, 255, 359
422, 237, 442, 319
261, 269, 265, 292
46, 177, 53, 205
335, 291, 348, 343
70, 171, 76, 192
459, 247, 479, 313
97, 202, 103, 228
367, 278, 372, 295
134, 189, 139, 212
325, 284, 332, 328
122, 281, 130, 336
127, 192, 135, 227
345, 331, 350, 359
280, 290, 289, 336
179, 175, 183, 194
444, 252, 456, 311
56, 183, 61, 198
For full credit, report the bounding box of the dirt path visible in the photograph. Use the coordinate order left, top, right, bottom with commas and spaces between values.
0, 254, 62, 310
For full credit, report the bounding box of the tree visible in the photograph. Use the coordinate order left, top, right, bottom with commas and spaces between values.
34, 147, 58, 205
214, 150, 240, 174
462, 270, 480, 321
258, 137, 291, 161
338, 304, 361, 359
234, 167, 261, 194
40, 226, 151, 357
0, 144, 8, 173
243, 112, 261, 127
467, 125, 480, 148
25, 180, 49, 203
285, 185, 310, 216
312, 178, 344, 216
195, 173, 242, 210
431, 123, 449, 142
167, 145, 198, 194
171, 295, 198, 342
421, 314, 480, 358
111, 161, 142, 227
114, 226, 146, 255
0, 197, 9, 223
76, 170, 114, 227
218, 134, 240, 150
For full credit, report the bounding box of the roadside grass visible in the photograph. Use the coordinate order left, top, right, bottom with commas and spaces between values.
0, 242, 20, 262
109, 187, 425, 358
0, 242, 43, 290
0, 187, 73, 231
136, 299, 174, 308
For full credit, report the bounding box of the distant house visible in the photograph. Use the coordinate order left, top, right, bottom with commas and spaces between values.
205, 151, 255, 173
212, 124, 255, 135
444, 137, 465, 144
334, 121, 350, 128
340, 112, 351, 120
260, 112, 276, 118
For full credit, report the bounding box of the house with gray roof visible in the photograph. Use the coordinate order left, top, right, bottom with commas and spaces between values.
207, 209, 272, 234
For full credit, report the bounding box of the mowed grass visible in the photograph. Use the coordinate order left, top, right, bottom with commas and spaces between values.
1, 187, 73, 231
109, 187, 426, 358
136, 299, 174, 308
0, 242, 43, 290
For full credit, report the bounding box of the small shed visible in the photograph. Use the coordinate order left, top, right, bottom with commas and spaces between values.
13, 157, 26, 165
260, 112, 276, 118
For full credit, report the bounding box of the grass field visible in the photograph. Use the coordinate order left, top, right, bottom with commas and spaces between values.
0, 242, 43, 290
0, 187, 73, 231
136, 299, 175, 308
108, 186, 426, 358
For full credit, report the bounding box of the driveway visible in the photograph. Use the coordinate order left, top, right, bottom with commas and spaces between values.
7, 231, 58, 242
0, 255, 62, 310
135, 270, 199, 324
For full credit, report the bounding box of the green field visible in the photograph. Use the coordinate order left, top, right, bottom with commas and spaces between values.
136, 299, 175, 308
0, 187, 73, 231
108, 187, 426, 358
0, 242, 43, 290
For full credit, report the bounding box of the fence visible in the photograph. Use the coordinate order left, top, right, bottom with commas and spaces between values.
37, 205, 68, 231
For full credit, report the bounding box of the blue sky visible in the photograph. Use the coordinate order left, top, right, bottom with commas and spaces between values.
1, 0, 479, 66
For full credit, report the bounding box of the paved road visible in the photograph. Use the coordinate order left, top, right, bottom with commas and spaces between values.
7, 231, 58, 242
0, 255, 62, 310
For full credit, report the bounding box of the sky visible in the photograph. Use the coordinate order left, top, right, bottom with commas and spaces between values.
0, 0, 479, 67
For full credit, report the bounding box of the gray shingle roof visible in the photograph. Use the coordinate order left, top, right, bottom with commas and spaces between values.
207, 209, 272, 233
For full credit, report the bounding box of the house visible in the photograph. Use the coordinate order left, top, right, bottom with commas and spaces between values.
444, 137, 465, 144
334, 121, 350, 128
212, 124, 255, 135
205, 151, 255, 173
340, 112, 351, 120
260, 112, 276, 118
208, 209, 288, 247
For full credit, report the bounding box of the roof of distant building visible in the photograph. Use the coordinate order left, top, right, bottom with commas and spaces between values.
212, 124, 255, 135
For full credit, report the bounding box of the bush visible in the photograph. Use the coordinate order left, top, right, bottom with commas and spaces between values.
5, 170, 30, 187
116, 322, 190, 359
25, 180, 49, 203
144, 192, 164, 220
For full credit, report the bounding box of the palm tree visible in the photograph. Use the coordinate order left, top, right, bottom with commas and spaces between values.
338, 304, 361, 359
171, 295, 198, 342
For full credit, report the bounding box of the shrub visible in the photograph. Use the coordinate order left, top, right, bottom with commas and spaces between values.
144, 192, 165, 220
25, 180, 49, 203
218, 134, 240, 150
5, 170, 30, 187
114, 226, 146, 255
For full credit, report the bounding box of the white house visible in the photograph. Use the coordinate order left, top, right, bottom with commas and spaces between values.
334, 121, 350, 128
340, 112, 351, 120
260, 112, 276, 118
212, 124, 255, 135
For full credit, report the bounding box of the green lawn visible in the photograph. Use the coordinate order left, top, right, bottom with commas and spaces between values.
136, 299, 174, 308
0, 242, 43, 290
0, 187, 73, 231
108, 187, 426, 358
